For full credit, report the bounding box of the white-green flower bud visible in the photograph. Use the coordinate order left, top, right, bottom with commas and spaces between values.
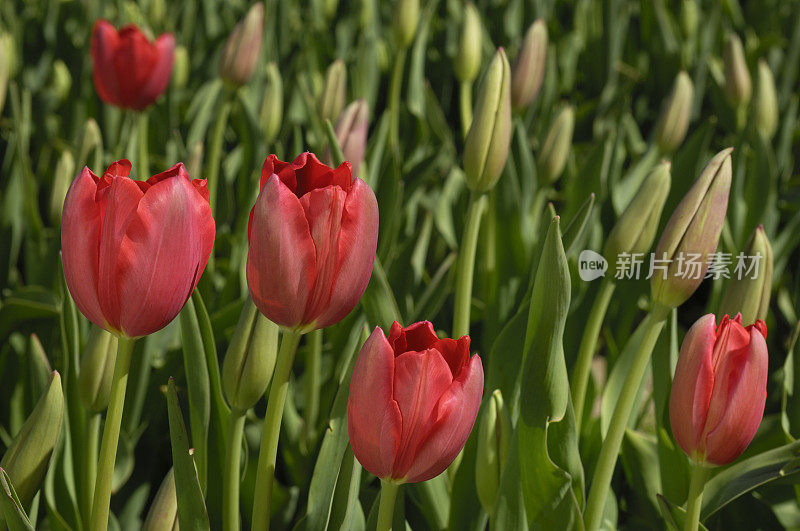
723, 34, 752, 107
319, 59, 347, 123
511, 19, 547, 109
538, 105, 575, 185
393, 0, 420, 48
475, 390, 511, 513
260, 62, 284, 144
50, 150, 75, 226
142, 469, 178, 531
78, 325, 118, 413
753, 59, 778, 140
172, 45, 189, 91
718, 225, 772, 324
655, 71, 693, 154
455, 3, 482, 83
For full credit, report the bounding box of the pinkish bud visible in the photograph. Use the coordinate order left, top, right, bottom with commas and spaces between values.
333, 99, 369, 178
219, 3, 264, 87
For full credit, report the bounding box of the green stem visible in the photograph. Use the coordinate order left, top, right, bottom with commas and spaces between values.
571, 279, 617, 433
452, 193, 488, 338
584, 305, 669, 531
684, 463, 709, 531
251, 330, 303, 531
459, 80, 473, 139
89, 336, 136, 531
377, 480, 401, 531
207, 92, 233, 215
388, 47, 408, 157
137, 111, 149, 179
223, 410, 246, 531
81, 413, 100, 528
303, 329, 322, 448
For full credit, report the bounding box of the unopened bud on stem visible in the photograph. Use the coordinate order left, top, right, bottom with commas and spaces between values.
455, 3, 482, 83
475, 389, 511, 513
219, 3, 264, 87
723, 34, 752, 108
753, 59, 778, 140
655, 71, 693, 154
719, 225, 772, 324
511, 19, 547, 109
538, 105, 575, 185
319, 59, 347, 123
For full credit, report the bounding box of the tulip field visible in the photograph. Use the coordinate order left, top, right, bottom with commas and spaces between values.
4, 0, 800, 529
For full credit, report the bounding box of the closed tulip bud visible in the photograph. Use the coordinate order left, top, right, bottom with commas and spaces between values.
670, 314, 767, 465
247, 153, 378, 332
78, 325, 118, 413
50, 149, 76, 226
0, 372, 63, 509
78, 118, 102, 165
142, 469, 178, 531
25, 335, 52, 411
393, 0, 419, 48
260, 62, 284, 143
475, 389, 511, 513
604, 161, 671, 272
0, 32, 12, 115
538, 105, 575, 185
328, 99, 369, 178
463, 48, 512, 193
679, 0, 699, 38
172, 45, 189, 90
511, 19, 548, 109
49, 59, 72, 104
455, 3, 482, 83
61, 160, 215, 338
753, 59, 778, 140
319, 59, 347, 123
348, 321, 484, 483
651, 148, 732, 309
723, 34, 752, 108
91, 20, 174, 110
222, 299, 278, 411
719, 226, 772, 324
219, 3, 264, 87
655, 71, 694, 154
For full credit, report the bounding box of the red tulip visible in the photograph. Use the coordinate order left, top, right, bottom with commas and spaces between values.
348, 321, 484, 483
246, 152, 378, 331
91, 20, 175, 110
61, 160, 215, 338
669, 313, 768, 465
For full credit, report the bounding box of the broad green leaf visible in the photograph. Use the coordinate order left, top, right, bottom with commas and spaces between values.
0, 287, 59, 345
406, 0, 440, 118
0, 468, 34, 531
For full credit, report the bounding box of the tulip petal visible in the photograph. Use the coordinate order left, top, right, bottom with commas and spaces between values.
433, 336, 471, 377
135, 33, 175, 110
348, 327, 402, 479
260, 154, 295, 190
404, 354, 483, 483
91, 20, 121, 106
388, 320, 439, 355
114, 26, 159, 109
391, 349, 454, 480
293, 153, 353, 195
247, 175, 316, 328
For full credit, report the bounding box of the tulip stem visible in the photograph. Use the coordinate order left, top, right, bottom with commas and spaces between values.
453, 193, 488, 338
684, 463, 708, 531
207, 91, 233, 215
137, 111, 149, 179
251, 330, 303, 531
89, 336, 136, 531
223, 409, 246, 531
377, 480, 401, 531
584, 305, 669, 531
571, 278, 616, 434
81, 413, 100, 528
388, 46, 408, 157
303, 329, 322, 449
459, 80, 473, 139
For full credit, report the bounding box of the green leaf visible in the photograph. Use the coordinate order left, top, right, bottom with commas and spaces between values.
0, 469, 34, 531
0, 287, 59, 345
562, 193, 595, 257
406, 0, 440, 118
361, 257, 402, 328
658, 494, 709, 531
166, 379, 210, 531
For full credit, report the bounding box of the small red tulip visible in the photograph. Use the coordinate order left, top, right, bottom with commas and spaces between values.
669, 313, 768, 465
61, 160, 215, 338
348, 321, 484, 483
246, 152, 378, 332
90, 20, 175, 110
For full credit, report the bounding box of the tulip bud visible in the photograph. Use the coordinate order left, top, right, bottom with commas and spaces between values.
393, 0, 420, 48
669, 314, 767, 465
329, 99, 369, 178
463, 48, 512, 193
260, 62, 284, 143
78, 325, 118, 413
0, 32, 14, 115
78, 118, 102, 166
186, 140, 204, 179
538, 105, 575, 185
511, 19, 548, 109
50, 150, 76, 226
0, 372, 64, 509
325, 0, 339, 20
222, 299, 279, 412
319, 59, 347, 123
718, 225, 772, 324
679, 0, 699, 38
654, 71, 693, 154
49, 60, 72, 104
219, 3, 264, 87
723, 34, 752, 108
142, 469, 178, 531
651, 148, 732, 309
753, 59, 778, 140
455, 3, 482, 83
603, 161, 671, 273
172, 45, 189, 90
475, 389, 511, 513
25, 335, 52, 414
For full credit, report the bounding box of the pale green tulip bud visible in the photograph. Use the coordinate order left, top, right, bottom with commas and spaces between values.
172, 45, 189, 90
0, 372, 63, 510
50, 150, 75, 226
319, 59, 347, 123
651, 148, 732, 309
475, 390, 511, 513
78, 325, 118, 413
723, 34, 752, 107
330, 99, 369, 178
753, 59, 778, 140
604, 161, 672, 273
222, 299, 279, 412
393, 0, 419, 48
49, 60, 72, 104
463, 48, 512, 193
0, 33, 14, 115
78, 118, 102, 166
260, 62, 284, 144
719, 225, 772, 324
219, 3, 264, 87
655, 71, 693, 154
511, 19, 547, 109
25, 335, 52, 414
538, 105, 575, 184
142, 469, 178, 531
455, 3, 482, 83
680, 0, 699, 38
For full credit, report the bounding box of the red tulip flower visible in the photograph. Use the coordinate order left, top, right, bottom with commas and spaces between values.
669, 313, 768, 465
91, 20, 175, 110
246, 152, 378, 332
61, 160, 215, 338
348, 321, 484, 483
